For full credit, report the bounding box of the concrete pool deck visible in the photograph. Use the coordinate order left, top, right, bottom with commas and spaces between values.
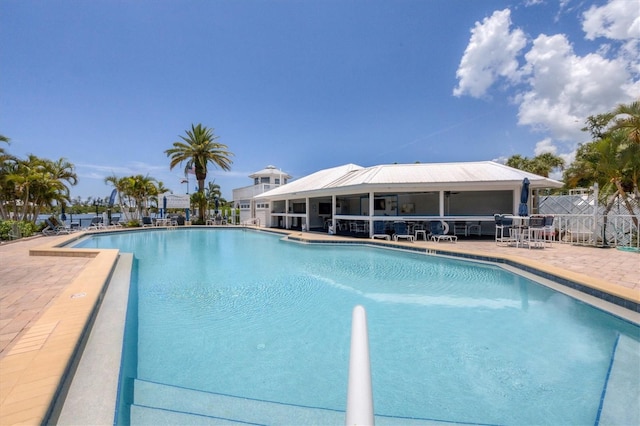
0, 228, 639, 425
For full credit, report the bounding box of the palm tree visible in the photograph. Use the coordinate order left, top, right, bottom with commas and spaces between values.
609, 100, 640, 146
566, 103, 640, 227
529, 153, 565, 177
105, 174, 131, 220
46, 158, 77, 202
609, 100, 640, 197
125, 174, 158, 219
0, 134, 9, 159
205, 181, 222, 209
165, 124, 233, 221
506, 153, 564, 177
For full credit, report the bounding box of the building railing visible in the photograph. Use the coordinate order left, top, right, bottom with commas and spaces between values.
242, 218, 261, 227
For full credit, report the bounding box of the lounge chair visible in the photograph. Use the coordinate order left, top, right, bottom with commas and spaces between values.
429, 220, 456, 243
88, 216, 105, 230
372, 221, 390, 240
393, 221, 414, 242
141, 216, 154, 227
110, 216, 123, 228
43, 218, 74, 235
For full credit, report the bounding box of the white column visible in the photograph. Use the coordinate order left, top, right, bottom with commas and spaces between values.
368, 192, 375, 238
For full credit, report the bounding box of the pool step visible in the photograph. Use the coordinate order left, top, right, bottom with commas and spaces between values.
131, 379, 440, 425
598, 335, 640, 425
131, 379, 345, 424
130, 404, 249, 425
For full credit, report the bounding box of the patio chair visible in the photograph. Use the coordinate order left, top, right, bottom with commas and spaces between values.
526, 215, 546, 249
494, 214, 513, 245
88, 216, 105, 229
43, 218, 74, 235
372, 221, 390, 240
543, 215, 555, 246
141, 216, 154, 227
429, 220, 456, 243
393, 221, 414, 242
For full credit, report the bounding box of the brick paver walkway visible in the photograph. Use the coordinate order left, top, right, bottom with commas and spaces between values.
0, 237, 92, 356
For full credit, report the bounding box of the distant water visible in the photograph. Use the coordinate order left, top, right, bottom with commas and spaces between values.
37, 212, 130, 227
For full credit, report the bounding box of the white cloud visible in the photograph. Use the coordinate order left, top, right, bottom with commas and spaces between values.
534, 138, 557, 155
582, 0, 640, 41
582, 0, 640, 71
517, 34, 633, 140
454, 1, 639, 159
453, 9, 526, 98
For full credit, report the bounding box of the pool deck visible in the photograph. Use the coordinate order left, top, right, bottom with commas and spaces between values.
1, 228, 639, 425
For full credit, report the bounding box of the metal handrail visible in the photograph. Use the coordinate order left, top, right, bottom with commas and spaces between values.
242, 217, 260, 227
345, 305, 375, 426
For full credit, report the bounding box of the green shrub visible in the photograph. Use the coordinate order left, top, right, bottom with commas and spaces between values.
0, 220, 37, 240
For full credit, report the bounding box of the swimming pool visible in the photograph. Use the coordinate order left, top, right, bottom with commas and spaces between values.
74, 228, 640, 425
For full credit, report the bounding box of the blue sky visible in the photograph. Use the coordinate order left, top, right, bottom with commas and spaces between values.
1, 0, 638, 201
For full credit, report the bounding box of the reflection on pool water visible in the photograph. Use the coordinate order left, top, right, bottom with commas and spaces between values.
75, 229, 640, 425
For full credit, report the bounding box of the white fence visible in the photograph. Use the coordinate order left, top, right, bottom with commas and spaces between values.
539, 191, 638, 249
551, 214, 638, 249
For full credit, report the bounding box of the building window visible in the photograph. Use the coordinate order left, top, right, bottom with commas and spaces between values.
254, 178, 259, 185
260, 177, 270, 184
275, 178, 280, 185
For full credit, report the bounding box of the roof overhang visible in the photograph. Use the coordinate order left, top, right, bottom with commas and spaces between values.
254, 161, 563, 201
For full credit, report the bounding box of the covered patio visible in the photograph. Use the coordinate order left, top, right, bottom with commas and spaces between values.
254, 161, 563, 239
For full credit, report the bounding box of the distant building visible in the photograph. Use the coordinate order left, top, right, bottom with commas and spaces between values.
232, 165, 292, 225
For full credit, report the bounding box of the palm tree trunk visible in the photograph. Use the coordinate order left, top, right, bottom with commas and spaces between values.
197, 178, 206, 221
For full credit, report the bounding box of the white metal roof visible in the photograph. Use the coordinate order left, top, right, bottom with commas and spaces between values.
248, 165, 292, 179
255, 161, 563, 200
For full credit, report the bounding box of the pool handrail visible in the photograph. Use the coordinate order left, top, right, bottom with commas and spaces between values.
345, 305, 375, 425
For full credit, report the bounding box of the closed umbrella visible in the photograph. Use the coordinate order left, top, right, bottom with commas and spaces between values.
214, 197, 219, 215
61, 206, 67, 222
518, 178, 530, 216
162, 196, 167, 218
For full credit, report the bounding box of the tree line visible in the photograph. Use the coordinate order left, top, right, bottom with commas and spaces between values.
1, 100, 638, 234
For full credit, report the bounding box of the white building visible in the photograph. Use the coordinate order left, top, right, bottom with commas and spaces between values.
253, 161, 563, 237
232, 165, 292, 225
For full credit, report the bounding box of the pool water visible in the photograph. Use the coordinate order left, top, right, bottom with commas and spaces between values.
75, 229, 640, 425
